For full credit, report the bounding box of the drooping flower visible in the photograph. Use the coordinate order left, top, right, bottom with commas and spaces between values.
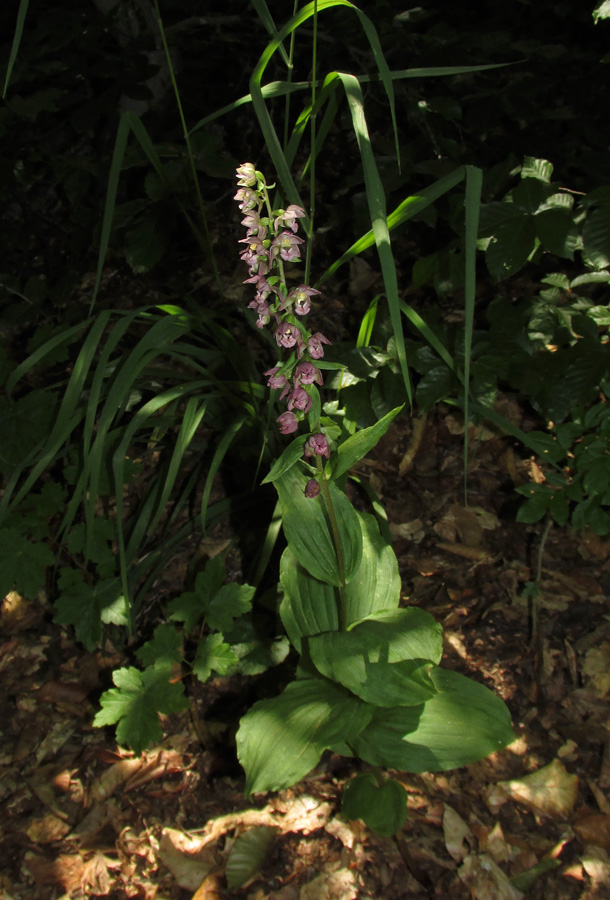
241, 211, 266, 238
274, 204, 306, 233
286, 284, 320, 317
287, 386, 312, 413
271, 231, 304, 263
304, 478, 321, 499
304, 433, 330, 459
294, 361, 323, 386
264, 366, 291, 399
307, 332, 331, 359
277, 411, 299, 434
274, 322, 301, 350
234, 187, 260, 211
236, 162, 257, 187
243, 273, 274, 302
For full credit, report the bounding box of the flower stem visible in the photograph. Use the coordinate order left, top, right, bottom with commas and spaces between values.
261, 182, 287, 288
316, 456, 349, 630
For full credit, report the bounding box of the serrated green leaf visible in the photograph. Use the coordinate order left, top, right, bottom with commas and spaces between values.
225, 635, 290, 677
168, 557, 226, 633
193, 633, 239, 682
136, 624, 183, 668
236, 678, 372, 795
54, 573, 126, 650
225, 826, 277, 891
66, 519, 117, 578
0, 527, 54, 599
94, 666, 189, 755
350, 667, 513, 772
205, 582, 255, 632
342, 774, 407, 837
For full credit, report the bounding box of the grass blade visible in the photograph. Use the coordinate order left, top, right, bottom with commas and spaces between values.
318, 167, 466, 286
90, 114, 131, 311
462, 165, 483, 500
251, 0, 291, 67
336, 72, 412, 405
2, 0, 29, 99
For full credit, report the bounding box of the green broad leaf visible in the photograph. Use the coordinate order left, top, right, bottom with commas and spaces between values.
343, 511, 401, 624
332, 406, 404, 479
280, 511, 401, 651
342, 774, 407, 837
348, 608, 444, 665
594, 1, 610, 23
513, 178, 553, 214
516, 493, 552, 524
280, 548, 338, 653
416, 365, 454, 411
136, 624, 183, 668
485, 216, 537, 281
541, 272, 571, 290
205, 582, 255, 632
478, 202, 523, 237
262, 433, 311, 484
0, 527, 54, 599
308, 631, 437, 707
236, 678, 372, 796
548, 492, 570, 527
94, 666, 189, 755
523, 431, 564, 463
534, 208, 578, 259
570, 270, 610, 288
583, 203, 610, 269
54, 573, 127, 651
225, 826, 277, 891
521, 157, 553, 183
193, 633, 239, 682
583, 457, 610, 495
275, 466, 362, 587
125, 214, 170, 274
351, 667, 513, 772
168, 557, 226, 633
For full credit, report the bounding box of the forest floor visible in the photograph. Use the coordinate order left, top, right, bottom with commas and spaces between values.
2, 395, 610, 900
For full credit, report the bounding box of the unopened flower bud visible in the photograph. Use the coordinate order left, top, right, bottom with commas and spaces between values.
304, 479, 321, 499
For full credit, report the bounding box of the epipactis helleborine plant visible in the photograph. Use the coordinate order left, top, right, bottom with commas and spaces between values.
235, 163, 331, 496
